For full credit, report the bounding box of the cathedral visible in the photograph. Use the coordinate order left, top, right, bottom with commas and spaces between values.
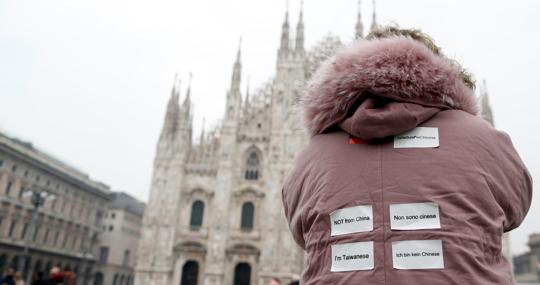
134, 2, 499, 285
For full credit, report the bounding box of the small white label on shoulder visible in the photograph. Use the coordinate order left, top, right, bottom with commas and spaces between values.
330, 205, 373, 236
392, 240, 444, 270
331, 241, 374, 272
390, 202, 441, 230
394, 127, 439, 148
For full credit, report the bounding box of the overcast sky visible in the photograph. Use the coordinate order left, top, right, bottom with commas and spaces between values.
1, 0, 539, 255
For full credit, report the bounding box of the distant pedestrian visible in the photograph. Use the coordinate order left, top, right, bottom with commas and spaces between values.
1, 268, 15, 285
13, 272, 24, 285
61, 267, 75, 285
31, 272, 46, 285
46, 267, 63, 285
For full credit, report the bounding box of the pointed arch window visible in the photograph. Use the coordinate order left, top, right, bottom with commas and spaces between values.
244, 149, 261, 180
190, 200, 204, 229
181, 261, 199, 285
233, 262, 251, 285
240, 202, 255, 231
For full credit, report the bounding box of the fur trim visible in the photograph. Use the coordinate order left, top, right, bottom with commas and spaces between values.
302, 36, 478, 136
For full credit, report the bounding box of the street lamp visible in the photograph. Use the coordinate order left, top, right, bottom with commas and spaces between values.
20, 188, 56, 282
80, 237, 90, 285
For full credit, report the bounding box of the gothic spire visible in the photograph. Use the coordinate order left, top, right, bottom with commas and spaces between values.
187, 112, 193, 144
160, 74, 181, 139
355, 0, 364, 39
175, 75, 181, 101
279, 0, 290, 52
231, 38, 242, 91
171, 73, 176, 95
199, 117, 205, 145
184, 73, 192, 105
479, 79, 494, 126
295, 0, 305, 52
236, 37, 242, 63
370, 0, 378, 32
183, 73, 192, 118
171, 73, 179, 102
225, 40, 243, 120
169, 73, 180, 106
244, 77, 250, 108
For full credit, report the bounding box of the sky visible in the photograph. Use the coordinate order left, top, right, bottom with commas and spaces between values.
0, 0, 539, 255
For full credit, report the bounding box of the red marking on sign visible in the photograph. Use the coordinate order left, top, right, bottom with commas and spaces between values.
348, 136, 364, 144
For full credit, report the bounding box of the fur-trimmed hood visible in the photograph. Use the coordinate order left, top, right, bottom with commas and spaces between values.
302, 36, 479, 138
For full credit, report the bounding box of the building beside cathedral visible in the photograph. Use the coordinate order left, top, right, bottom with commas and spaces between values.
0, 131, 111, 285
135, 2, 502, 285
0, 129, 146, 285
96, 192, 145, 285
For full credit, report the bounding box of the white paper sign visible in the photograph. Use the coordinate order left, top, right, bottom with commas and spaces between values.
390, 202, 441, 230
392, 240, 444, 270
331, 241, 374, 272
330, 205, 373, 236
394, 127, 439, 148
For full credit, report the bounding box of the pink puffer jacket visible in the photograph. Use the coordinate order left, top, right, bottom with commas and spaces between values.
282, 36, 532, 285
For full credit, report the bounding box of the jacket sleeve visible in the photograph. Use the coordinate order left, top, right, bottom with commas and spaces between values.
282, 151, 310, 250
484, 130, 533, 232
282, 177, 306, 249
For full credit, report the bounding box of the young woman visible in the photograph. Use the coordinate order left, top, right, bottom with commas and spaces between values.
282, 26, 532, 284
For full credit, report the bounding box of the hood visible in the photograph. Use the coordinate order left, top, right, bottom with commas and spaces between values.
302, 36, 478, 139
